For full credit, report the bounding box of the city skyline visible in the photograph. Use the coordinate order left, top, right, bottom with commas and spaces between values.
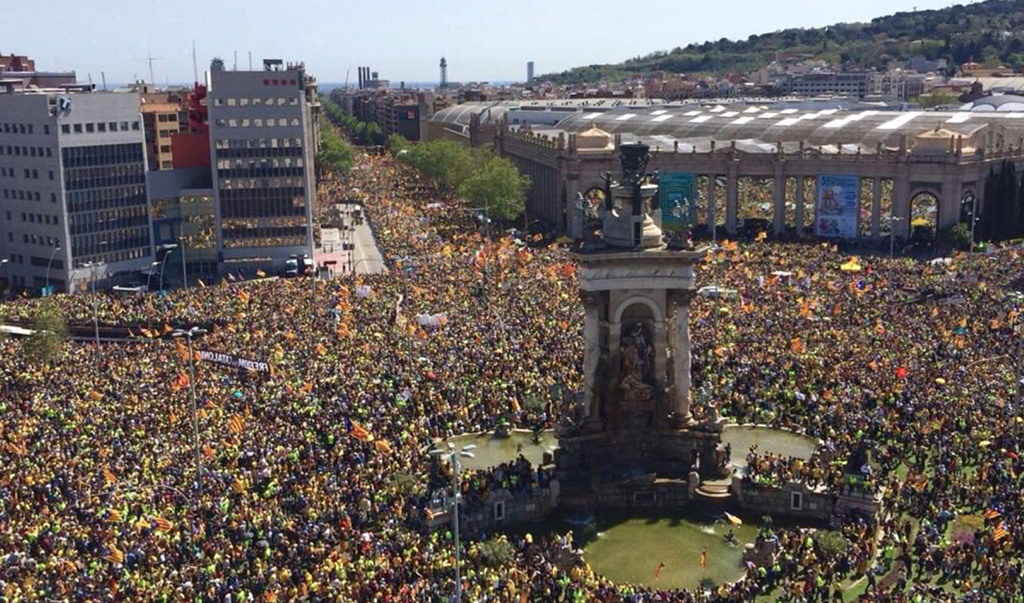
5, 0, 979, 86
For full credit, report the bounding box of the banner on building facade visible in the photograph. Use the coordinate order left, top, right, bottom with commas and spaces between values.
198, 350, 270, 373
658, 172, 695, 226
815, 175, 860, 238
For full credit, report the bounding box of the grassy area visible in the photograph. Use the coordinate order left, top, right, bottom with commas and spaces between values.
581, 513, 760, 591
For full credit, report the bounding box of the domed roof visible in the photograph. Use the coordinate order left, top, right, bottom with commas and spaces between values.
961, 94, 1024, 112
576, 126, 614, 152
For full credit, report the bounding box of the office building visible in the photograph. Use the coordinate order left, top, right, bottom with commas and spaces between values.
207, 58, 318, 274
782, 72, 874, 98
0, 90, 153, 293
527, 61, 534, 84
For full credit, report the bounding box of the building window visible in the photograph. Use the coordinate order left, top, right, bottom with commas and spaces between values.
98, 122, 106, 132
791, 492, 803, 511
132, 122, 140, 131
493, 500, 505, 521
73, 124, 82, 133
86, 123, 95, 133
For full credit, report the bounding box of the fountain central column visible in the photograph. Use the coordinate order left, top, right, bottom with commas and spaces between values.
671, 290, 696, 427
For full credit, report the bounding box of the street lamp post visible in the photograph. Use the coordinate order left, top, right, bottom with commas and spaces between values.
45, 246, 62, 295
968, 193, 979, 252
154, 243, 179, 293
0, 258, 8, 299
886, 216, 906, 259
172, 327, 207, 490
429, 443, 477, 603
179, 238, 189, 289
81, 261, 105, 368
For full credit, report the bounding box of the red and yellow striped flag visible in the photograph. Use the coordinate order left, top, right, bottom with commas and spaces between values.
228, 414, 244, 435
102, 464, 116, 486
151, 516, 173, 532
103, 545, 124, 565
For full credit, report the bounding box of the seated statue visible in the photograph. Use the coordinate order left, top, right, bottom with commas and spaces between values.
619, 324, 655, 414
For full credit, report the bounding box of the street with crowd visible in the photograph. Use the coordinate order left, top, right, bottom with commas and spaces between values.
1, 124, 1024, 601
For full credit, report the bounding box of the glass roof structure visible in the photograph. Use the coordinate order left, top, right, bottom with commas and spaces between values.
551, 105, 1019, 152
431, 100, 1024, 154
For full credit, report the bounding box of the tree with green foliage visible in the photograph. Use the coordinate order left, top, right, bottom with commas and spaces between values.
917, 92, 960, 108
388, 134, 411, 155
319, 97, 387, 146
23, 301, 68, 366
477, 536, 515, 567
938, 223, 972, 250
317, 117, 355, 174
457, 155, 531, 222
543, 0, 1024, 83
401, 140, 478, 188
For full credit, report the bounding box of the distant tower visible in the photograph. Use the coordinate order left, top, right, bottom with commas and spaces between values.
527, 61, 535, 84
439, 56, 448, 89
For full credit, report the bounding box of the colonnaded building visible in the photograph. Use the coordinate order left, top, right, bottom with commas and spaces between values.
424, 98, 1024, 242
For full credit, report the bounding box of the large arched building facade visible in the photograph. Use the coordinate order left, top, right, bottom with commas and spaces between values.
427, 101, 1024, 241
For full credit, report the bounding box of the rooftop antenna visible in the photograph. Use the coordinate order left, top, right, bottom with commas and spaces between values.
233, 51, 237, 71
191, 40, 198, 84
101, 72, 107, 91
248, 51, 252, 71
147, 51, 166, 87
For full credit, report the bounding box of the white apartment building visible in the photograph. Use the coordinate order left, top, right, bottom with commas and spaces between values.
0, 91, 153, 293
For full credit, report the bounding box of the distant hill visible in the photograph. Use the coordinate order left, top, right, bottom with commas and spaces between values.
544, 0, 1024, 84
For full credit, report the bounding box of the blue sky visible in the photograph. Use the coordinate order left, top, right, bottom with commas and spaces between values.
4, 0, 978, 84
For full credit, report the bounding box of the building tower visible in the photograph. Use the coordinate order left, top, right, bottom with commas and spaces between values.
555, 142, 725, 497
439, 57, 448, 89
527, 61, 534, 84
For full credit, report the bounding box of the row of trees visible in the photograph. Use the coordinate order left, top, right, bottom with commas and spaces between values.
317, 116, 355, 175
388, 136, 531, 223
320, 97, 386, 146
981, 161, 1024, 242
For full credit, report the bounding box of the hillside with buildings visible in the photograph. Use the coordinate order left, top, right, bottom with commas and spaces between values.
546, 0, 1024, 84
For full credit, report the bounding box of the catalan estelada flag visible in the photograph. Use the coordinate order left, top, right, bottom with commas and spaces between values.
345, 417, 373, 442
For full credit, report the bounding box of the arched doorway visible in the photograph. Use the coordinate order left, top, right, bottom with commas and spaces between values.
738, 176, 774, 235
910, 191, 939, 242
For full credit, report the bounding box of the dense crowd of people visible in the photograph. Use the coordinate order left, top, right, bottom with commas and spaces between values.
2, 119, 1024, 601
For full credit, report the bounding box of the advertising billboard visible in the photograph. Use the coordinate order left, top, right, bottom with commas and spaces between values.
815, 174, 860, 238
658, 172, 695, 227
